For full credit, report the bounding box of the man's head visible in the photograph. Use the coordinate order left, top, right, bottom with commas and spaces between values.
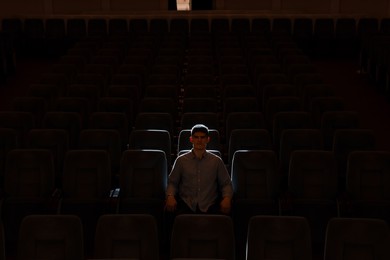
190, 124, 210, 150
191, 124, 209, 136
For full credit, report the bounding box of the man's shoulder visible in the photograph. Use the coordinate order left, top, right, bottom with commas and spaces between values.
176, 150, 194, 160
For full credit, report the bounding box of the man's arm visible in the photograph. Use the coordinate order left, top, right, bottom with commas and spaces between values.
165, 157, 182, 212
216, 158, 233, 214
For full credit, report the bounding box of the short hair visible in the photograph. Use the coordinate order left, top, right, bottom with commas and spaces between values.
191, 124, 209, 136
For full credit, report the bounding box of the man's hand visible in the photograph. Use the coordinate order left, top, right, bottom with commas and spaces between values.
165, 195, 177, 212
220, 197, 232, 215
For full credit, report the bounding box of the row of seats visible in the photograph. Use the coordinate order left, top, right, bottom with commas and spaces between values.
0, 16, 386, 37
1, 147, 389, 258
0, 16, 385, 60
0, 107, 377, 188
5, 214, 390, 260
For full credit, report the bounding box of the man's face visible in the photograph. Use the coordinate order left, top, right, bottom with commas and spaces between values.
190, 132, 210, 150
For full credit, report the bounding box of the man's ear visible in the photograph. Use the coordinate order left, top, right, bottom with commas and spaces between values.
189, 136, 193, 142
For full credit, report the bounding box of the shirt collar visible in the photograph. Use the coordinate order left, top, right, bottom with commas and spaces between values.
190, 149, 209, 160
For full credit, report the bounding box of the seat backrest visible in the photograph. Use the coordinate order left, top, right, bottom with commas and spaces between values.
0, 221, 4, 260
324, 218, 390, 260
0, 111, 35, 147
321, 111, 360, 149
0, 128, 18, 187
135, 112, 174, 137
289, 150, 338, 200
78, 129, 121, 174
280, 128, 323, 161
231, 150, 279, 200
27, 129, 69, 184
94, 214, 159, 260
43, 111, 82, 148
5, 149, 54, 198
181, 112, 219, 130
346, 151, 390, 200
333, 129, 376, 167
272, 111, 312, 146
119, 150, 167, 199
247, 215, 312, 260
62, 150, 111, 199
228, 129, 272, 167
128, 129, 171, 165
18, 215, 84, 260
170, 214, 235, 260
88, 112, 129, 148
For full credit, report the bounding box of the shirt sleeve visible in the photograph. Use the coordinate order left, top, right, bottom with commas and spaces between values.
166, 156, 182, 197
217, 158, 233, 199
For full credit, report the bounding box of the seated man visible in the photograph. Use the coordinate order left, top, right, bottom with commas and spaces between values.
165, 124, 233, 214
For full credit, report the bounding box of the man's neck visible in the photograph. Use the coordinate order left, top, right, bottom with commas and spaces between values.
193, 149, 206, 159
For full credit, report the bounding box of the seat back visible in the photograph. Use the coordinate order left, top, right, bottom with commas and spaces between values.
94, 214, 159, 260
18, 215, 84, 260
247, 215, 312, 260
170, 215, 235, 260
324, 218, 390, 260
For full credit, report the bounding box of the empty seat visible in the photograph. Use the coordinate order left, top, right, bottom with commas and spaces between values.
228, 129, 272, 168
321, 111, 360, 150
272, 111, 312, 147
184, 85, 217, 99
27, 129, 69, 187
12, 97, 46, 128
89, 112, 129, 149
98, 97, 135, 124
0, 128, 18, 189
231, 18, 250, 34
67, 19, 87, 42
310, 97, 345, 127
182, 98, 218, 113
265, 97, 302, 130
324, 218, 390, 260
27, 84, 59, 108
118, 150, 167, 244
279, 129, 323, 186
87, 18, 107, 38
129, 19, 148, 34
225, 112, 265, 142
287, 150, 339, 255
223, 97, 259, 121
332, 129, 376, 190
170, 214, 235, 260
79, 129, 122, 182
3, 149, 56, 256
180, 112, 220, 130
60, 150, 112, 254
43, 112, 82, 148
94, 214, 159, 260
139, 98, 177, 118
108, 18, 128, 36
342, 151, 390, 222
0, 111, 34, 147
53, 97, 89, 128
231, 150, 280, 259
135, 112, 174, 137
313, 18, 334, 57
128, 129, 172, 167
246, 216, 312, 260
18, 215, 84, 260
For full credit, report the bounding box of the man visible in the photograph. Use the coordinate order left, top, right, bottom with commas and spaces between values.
165, 124, 233, 214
